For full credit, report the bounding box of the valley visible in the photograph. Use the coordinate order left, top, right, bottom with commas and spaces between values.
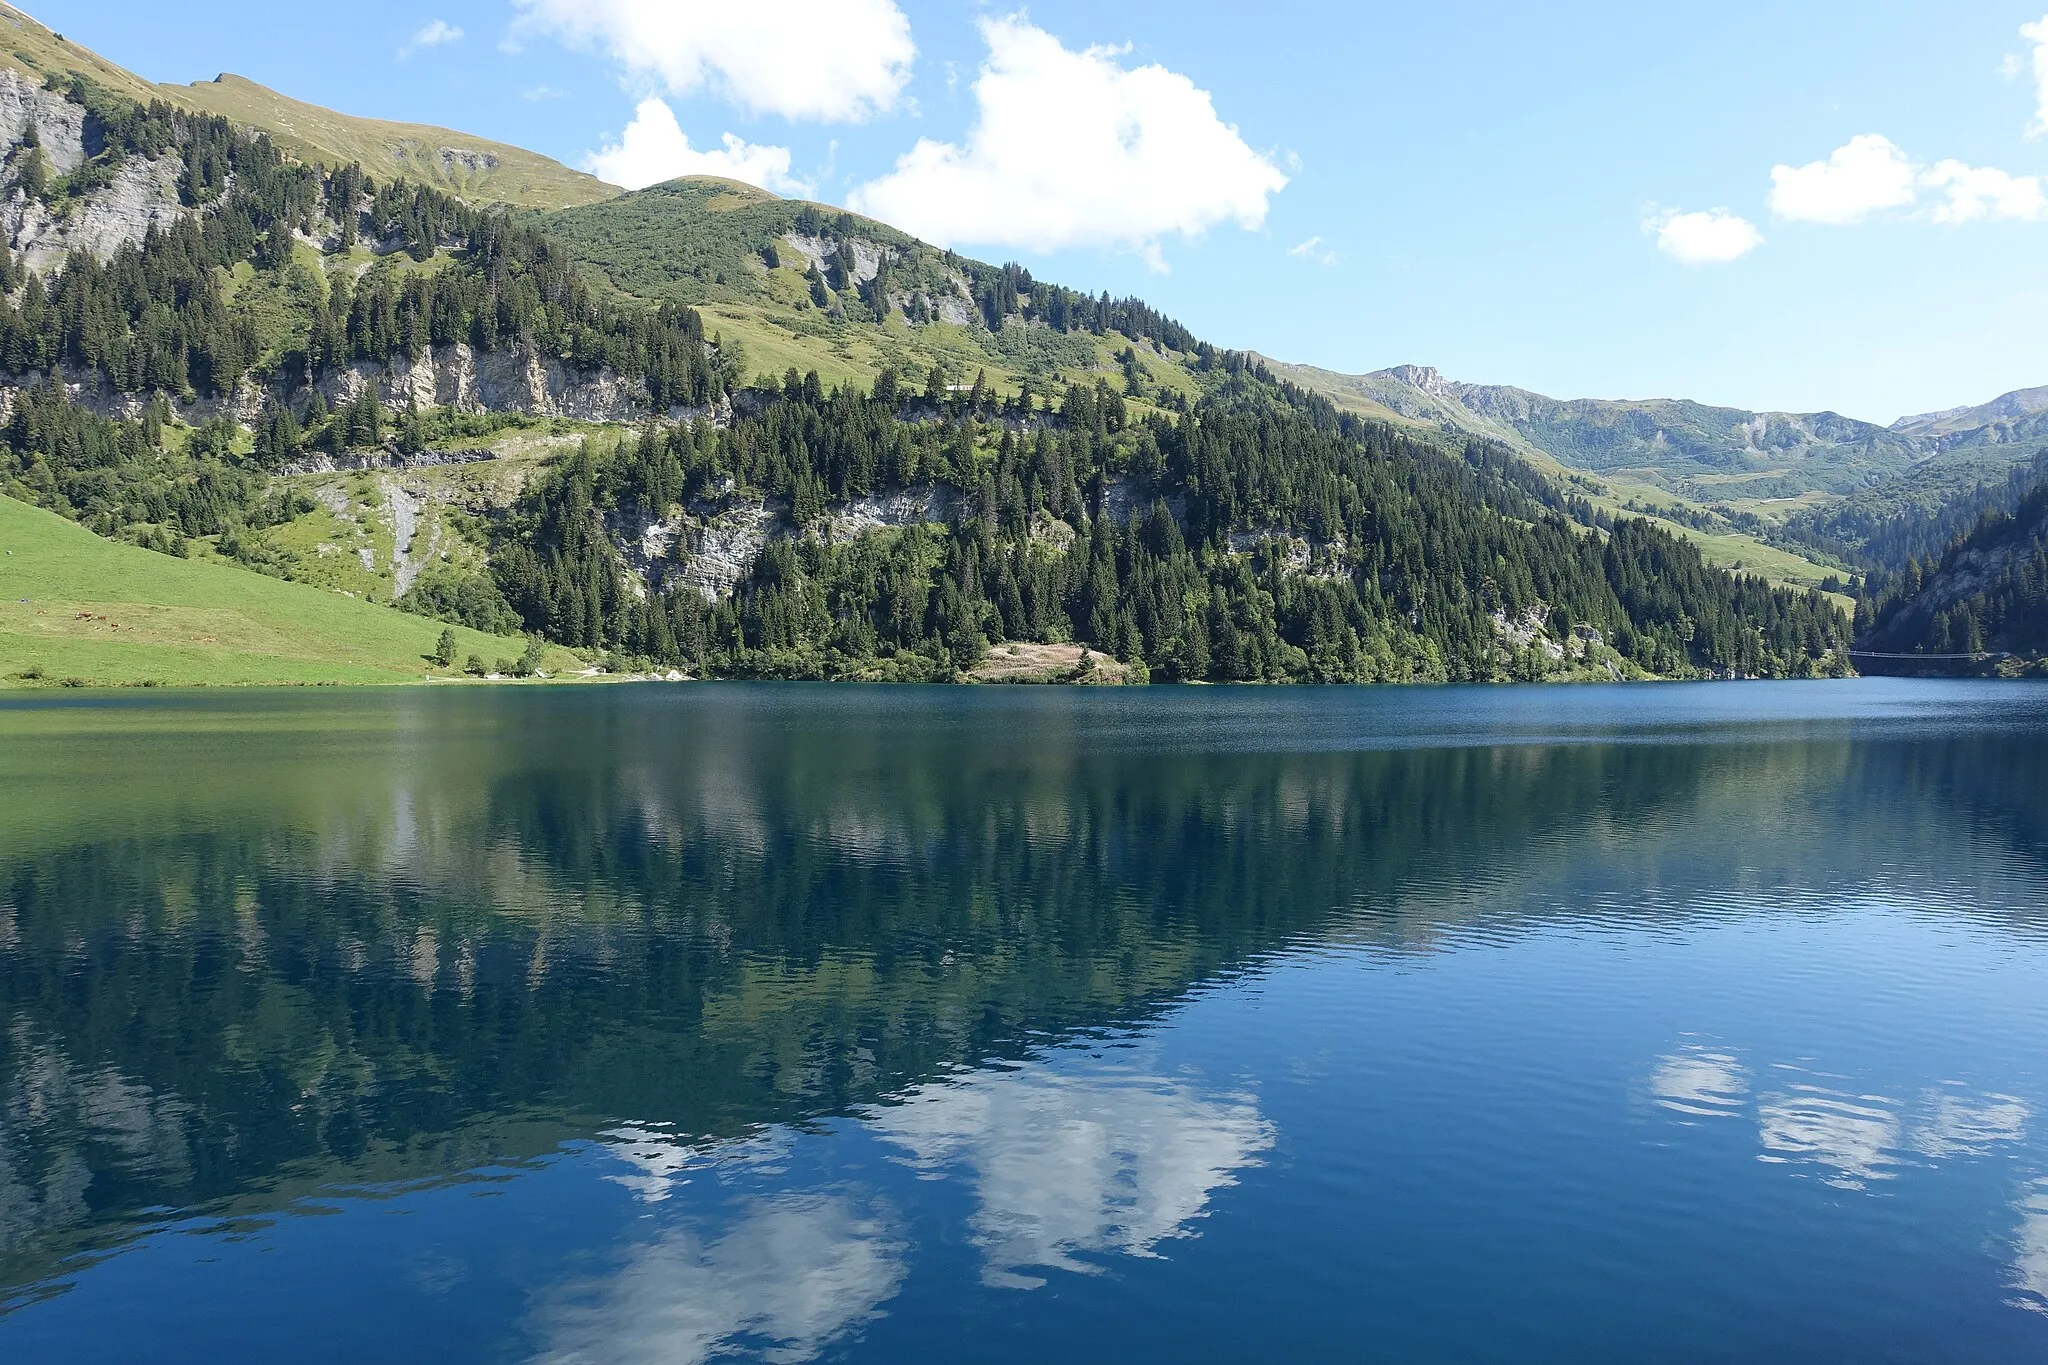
0, 0, 2036, 686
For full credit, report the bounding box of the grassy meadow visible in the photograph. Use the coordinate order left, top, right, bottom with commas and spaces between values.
0, 494, 569, 687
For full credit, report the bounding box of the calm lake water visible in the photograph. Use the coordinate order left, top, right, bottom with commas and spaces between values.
2, 680, 2047, 1363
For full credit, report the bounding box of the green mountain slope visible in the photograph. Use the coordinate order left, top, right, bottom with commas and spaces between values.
1274, 360, 2048, 589
165, 74, 616, 210
1277, 362, 1922, 501
543, 177, 1203, 407
0, 35, 1850, 685
1266, 360, 1853, 592
0, 2, 157, 103
537, 181, 1859, 598
0, 1, 613, 209
1856, 467, 2048, 666
1787, 450, 2048, 570
0, 493, 549, 685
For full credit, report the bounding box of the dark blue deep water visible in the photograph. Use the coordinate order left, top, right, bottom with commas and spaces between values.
3, 680, 2047, 1363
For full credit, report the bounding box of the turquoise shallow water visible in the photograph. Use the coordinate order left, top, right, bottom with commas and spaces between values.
2, 679, 2047, 1363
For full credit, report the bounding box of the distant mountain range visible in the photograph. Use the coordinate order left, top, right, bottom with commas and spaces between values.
1268, 362, 2048, 508
1891, 385, 2048, 449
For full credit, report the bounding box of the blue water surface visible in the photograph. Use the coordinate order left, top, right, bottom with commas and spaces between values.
1, 679, 2045, 1363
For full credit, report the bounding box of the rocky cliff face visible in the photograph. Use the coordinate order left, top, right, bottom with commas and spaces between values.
318, 344, 653, 424
0, 66, 84, 173
0, 339, 688, 431
0, 68, 188, 272
2, 154, 186, 272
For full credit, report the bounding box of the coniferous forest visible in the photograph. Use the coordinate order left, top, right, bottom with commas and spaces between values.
1856, 469, 2048, 663
0, 71, 1852, 684
488, 368, 1849, 682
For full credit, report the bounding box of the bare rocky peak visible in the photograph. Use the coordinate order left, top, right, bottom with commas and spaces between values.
1371, 364, 1453, 397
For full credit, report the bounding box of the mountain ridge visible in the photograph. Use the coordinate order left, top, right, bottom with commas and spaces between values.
0, 11, 1946, 687
165, 73, 617, 209
0, 1, 614, 210
0, 0, 2032, 489
0, 84, 1851, 689
1272, 358, 2048, 558
1892, 385, 2048, 435
1299, 361, 2048, 480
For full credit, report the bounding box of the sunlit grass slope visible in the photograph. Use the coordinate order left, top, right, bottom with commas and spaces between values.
166, 74, 618, 210
0, 495, 538, 686
0, 3, 615, 210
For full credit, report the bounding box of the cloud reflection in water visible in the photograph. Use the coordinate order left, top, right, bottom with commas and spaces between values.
1649, 1046, 1749, 1118
2016, 1181, 2048, 1316
535, 1192, 906, 1365
1651, 1047, 2033, 1192
1909, 1087, 2030, 1160
532, 1050, 1273, 1362
870, 1057, 1276, 1289
1756, 1083, 1903, 1190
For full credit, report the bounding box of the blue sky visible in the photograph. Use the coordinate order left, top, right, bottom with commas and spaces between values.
24, 0, 2048, 421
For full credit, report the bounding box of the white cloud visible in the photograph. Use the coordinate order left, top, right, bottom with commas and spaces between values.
1768, 134, 1920, 224
1923, 160, 2047, 223
2024, 16, 2048, 138
1647, 208, 1764, 265
522, 85, 566, 102
1762, 135, 2046, 229
587, 99, 812, 196
848, 16, 1288, 269
511, 0, 914, 123
1289, 236, 1337, 266
396, 18, 462, 60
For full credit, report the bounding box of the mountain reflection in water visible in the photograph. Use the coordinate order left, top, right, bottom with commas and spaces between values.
2, 682, 2047, 1364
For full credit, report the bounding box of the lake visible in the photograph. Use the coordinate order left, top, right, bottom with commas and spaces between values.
2, 680, 2046, 1363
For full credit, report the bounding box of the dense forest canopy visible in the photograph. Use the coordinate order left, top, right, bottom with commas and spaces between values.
0, 75, 730, 413
1787, 449, 2048, 574
490, 370, 1849, 683
0, 71, 1851, 684
1857, 466, 2048, 660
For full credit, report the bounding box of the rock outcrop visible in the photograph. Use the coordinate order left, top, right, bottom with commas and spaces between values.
318, 344, 648, 423
675, 500, 781, 601
2, 155, 187, 272
824, 485, 959, 542
0, 67, 85, 174
0, 339, 669, 432
0, 69, 188, 272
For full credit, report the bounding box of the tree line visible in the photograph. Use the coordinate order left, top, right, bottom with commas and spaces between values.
489, 371, 1850, 682
0, 74, 729, 418
1857, 468, 2048, 659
